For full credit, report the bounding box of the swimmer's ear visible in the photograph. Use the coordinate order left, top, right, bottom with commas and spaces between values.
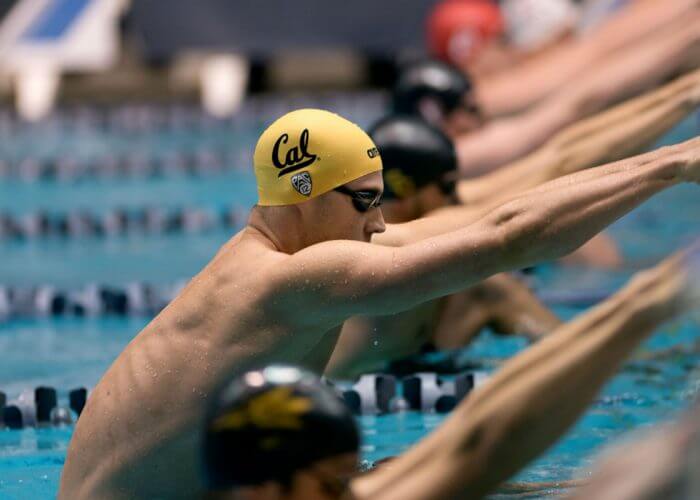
418, 97, 445, 127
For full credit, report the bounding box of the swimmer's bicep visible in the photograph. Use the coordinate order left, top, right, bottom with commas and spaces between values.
267, 241, 411, 317
271, 230, 505, 318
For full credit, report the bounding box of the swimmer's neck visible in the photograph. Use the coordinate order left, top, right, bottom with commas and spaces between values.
246, 205, 309, 254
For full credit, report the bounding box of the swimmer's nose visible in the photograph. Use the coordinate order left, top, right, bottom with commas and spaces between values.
368, 207, 386, 234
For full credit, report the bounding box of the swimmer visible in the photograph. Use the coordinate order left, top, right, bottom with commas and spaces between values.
326, 117, 561, 378
397, 13, 700, 176
204, 244, 700, 499
61, 109, 700, 499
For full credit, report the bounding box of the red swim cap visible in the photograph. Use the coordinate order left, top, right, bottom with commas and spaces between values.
427, 0, 504, 64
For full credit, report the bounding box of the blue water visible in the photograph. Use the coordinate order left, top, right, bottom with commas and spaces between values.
0, 102, 698, 499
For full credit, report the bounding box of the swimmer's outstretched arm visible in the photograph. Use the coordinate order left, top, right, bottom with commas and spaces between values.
350, 245, 699, 500
479, 0, 698, 116
278, 138, 699, 319
457, 68, 700, 207
373, 137, 698, 249
457, 14, 700, 175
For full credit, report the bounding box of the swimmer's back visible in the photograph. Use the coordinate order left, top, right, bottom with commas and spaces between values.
59, 228, 344, 500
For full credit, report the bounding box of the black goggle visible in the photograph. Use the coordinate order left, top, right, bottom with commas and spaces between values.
334, 186, 383, 213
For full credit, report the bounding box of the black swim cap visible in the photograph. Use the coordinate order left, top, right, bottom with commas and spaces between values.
203, 365, 359, 490
369, 115, 457, 199
392, 59, 473, 117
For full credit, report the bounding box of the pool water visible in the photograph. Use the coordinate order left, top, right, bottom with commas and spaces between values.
0, 99, 698, 499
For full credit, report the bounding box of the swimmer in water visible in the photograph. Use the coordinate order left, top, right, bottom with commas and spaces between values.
61, 109, 700, 499
204, 244, 700, 499
428, 0, 699, 116
396, 11, 700, 176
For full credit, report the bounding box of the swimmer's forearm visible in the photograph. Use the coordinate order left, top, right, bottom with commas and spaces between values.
436, 259, 685, 497
552, 91, 695, 178
550, 68, 698, 152
354, 257, 687, 500
486, 148, 683, 267
561, 15, 699, 124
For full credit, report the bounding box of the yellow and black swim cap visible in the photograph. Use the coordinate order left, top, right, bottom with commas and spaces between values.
254, 109, 383, 206
203, 365, 359, 489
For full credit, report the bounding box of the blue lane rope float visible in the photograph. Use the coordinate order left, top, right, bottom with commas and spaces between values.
0, 205, 246, 241
0, 149, 249, 182
0, 372, 489, 429
0, 92, 385, 135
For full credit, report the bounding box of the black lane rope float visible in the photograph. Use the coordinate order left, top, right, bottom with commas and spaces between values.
0, 371, 490, 429
0, 282, 186, 321
0, 387, 87, 429
0, 205, 246, 241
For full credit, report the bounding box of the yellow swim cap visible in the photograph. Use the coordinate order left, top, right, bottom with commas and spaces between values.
254, 109, 383, 206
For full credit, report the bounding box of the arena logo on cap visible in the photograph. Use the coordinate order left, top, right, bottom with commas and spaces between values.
272, 129, 318, 177
291, 172, 312, 196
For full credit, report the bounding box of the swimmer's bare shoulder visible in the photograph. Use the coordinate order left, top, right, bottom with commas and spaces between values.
58, 229, 331, 500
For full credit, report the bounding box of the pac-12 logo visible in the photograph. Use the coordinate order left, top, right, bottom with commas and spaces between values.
272, 129, 317, 177
291, 171, 312, 196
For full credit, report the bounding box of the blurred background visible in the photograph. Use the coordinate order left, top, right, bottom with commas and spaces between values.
0, 0, 699, 499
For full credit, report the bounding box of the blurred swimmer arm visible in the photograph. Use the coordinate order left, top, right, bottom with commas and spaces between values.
479, 0, 699, 116
350, 245, 698, 500
275, 139, 696, 319
457, 15, 700, 176
457, 68, 700, 207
